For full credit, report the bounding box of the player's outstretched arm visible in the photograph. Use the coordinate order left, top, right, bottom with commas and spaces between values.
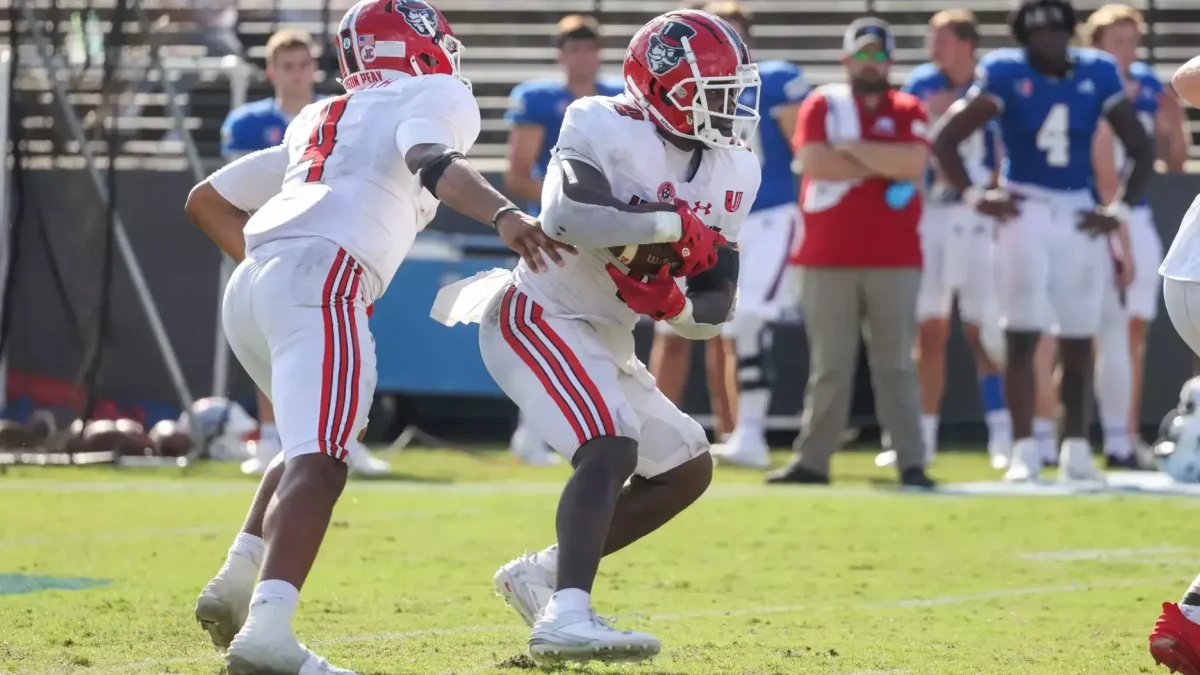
186, 144, 289, 262
1104, 98, 1155, 207
539, 155, 683, 249
405, 143, 576, 272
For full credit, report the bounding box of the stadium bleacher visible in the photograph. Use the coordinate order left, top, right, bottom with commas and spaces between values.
2, 0, 1199, 174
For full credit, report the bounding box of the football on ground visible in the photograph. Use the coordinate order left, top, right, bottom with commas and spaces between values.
0, 449, 1191, 674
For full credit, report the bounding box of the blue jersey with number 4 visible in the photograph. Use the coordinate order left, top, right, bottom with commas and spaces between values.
973, 47, 1125, 191
743, 60, 807, 212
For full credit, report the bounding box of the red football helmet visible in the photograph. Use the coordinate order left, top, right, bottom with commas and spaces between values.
623, 10, 760, 149
335, 0, 468, 91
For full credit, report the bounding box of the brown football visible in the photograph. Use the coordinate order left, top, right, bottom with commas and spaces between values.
83, 419, 152, 456
149, 420, 195, 458
610, 243, 684, 278
115, 419, 156, 456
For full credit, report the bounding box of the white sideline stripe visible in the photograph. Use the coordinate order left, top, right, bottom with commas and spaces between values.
1016, 546, 1195, 562
76, 576, 1187, 674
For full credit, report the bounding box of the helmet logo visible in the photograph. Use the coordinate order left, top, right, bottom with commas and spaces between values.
393, 0, 438, 37
647, 21, 696, 75
358, 34, 376, 62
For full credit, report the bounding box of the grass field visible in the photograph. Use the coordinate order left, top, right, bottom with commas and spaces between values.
0, 448, 1191, 675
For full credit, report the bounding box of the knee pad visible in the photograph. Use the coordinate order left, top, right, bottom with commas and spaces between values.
732, 319, 774, 391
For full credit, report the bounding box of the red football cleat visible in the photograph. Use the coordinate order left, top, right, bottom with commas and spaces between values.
1151, 602, 1200, 675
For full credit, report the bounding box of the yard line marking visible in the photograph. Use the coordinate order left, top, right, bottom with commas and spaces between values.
76, 576, 1188, 674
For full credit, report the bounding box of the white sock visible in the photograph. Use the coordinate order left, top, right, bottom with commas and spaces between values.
230, 532, 265, 568
1033, 418, 1056, 463
921, 415, 938, 459
736, 389, 770, 436
259, 423, 279, 446
1182, 572, 1200, 625
248, 579, 300, 623
985, 410, 1012, 448
543, 588, 591, 618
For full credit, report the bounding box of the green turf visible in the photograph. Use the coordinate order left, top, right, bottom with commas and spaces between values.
0, 448, 1190, 674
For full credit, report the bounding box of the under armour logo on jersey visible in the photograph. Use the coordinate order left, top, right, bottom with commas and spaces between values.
1077, 79, 1095, 95
725, 191, 743, 212
692, 201, 713, 215
391, 0, 437, 37
647, 21, 696, 75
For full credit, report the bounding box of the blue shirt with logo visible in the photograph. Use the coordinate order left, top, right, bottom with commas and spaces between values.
972, 47, 1125, 192
742, 60, 807, 212
505, 78, 625, 214
220, 98, 298, 159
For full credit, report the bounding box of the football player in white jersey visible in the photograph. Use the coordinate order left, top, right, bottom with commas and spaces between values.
1148, 53, 1200, 675
184, 2, 573, 673
434, 9, 761, 664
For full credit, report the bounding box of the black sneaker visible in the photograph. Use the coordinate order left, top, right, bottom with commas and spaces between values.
900, 466, 936, 489
765, 463, 831, 485
1106, 454, 1155, 471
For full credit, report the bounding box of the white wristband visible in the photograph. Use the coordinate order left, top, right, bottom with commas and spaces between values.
961, 185, 984, 209
666, 298, 694, 326
652, 211, 683, 243
1102, 201, 1133, 224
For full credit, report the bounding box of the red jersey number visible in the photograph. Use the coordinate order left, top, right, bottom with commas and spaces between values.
301, 95, 350, 183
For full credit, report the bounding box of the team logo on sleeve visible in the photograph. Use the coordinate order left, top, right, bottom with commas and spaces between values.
724, 191, 743, 212
657, 181, 676, 202
390, 0, 438, 37
647, 22, 696, 75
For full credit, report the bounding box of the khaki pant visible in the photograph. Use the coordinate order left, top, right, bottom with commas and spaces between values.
792, 266, 925, 474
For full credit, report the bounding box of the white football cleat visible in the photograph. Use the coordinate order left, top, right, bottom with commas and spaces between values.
495, 546, 557, 627
194, 555, 258, 650
510, 424, 561, 465
347, 443, 390, 477
226, 612, 357, 675
988, 438, 1011, 471
711, 428, 770, 469
528, 610, 660, 665
1004, 438, 1042, 483
1058, 438, 1105, 483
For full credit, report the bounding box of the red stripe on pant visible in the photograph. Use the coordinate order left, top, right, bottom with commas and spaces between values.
317, 249, 363, 461
498, 287, 605, 446
513, 293, 602, 439
527, 302, 615, 436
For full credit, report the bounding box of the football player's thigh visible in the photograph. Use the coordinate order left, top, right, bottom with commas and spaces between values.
621, 373, 709, 479
479, 287, 640, 461
916, 205, 951, 321
1049, 225, 1107, 339
956, 217, 998, 325
994, 202, 1052, 332
1128, 208, 1164, 321
268, 301, 377, 462
1164, 278, 1200, 357
222, 259, 273, 399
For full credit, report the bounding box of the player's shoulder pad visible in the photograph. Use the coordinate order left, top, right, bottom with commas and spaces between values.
978, 48, 1027, 74
1073, 47, 1119, 72
760, 60, 806, 98
562, 94, 640, 133
225, 97, 274, 126
410, 74, 479, 114
1129, 61, 1162, 87
511, 78, 561, 101
758, 59, 801, 80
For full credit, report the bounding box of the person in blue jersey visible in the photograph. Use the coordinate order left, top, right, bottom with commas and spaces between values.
1084, 4, 1190, 468
692, 1, 807, 469
220, 30, 317, 162
932, 0, 1155, 483
502, 15, 624, 465
901, 9, 1013, 472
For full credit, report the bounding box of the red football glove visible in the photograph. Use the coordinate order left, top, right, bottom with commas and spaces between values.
670, 198, 727, 278
606, 264, 687, 321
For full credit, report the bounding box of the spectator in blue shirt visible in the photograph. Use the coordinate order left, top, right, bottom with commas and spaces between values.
503, 15, 623, 464
502, 15, 624, 216
221, 29, 317, 161
219, 29, 317, 475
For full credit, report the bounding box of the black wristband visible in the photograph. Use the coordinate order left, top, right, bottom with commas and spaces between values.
491, 205, 521, 229
418, 150, 466, 198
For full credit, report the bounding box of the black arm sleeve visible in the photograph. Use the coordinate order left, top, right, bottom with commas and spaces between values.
685, 246, 739, 325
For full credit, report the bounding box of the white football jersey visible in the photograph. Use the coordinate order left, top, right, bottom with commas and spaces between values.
512, 95, 762, 328
1161, 193, 1200, 282
208, 73, 480, 300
